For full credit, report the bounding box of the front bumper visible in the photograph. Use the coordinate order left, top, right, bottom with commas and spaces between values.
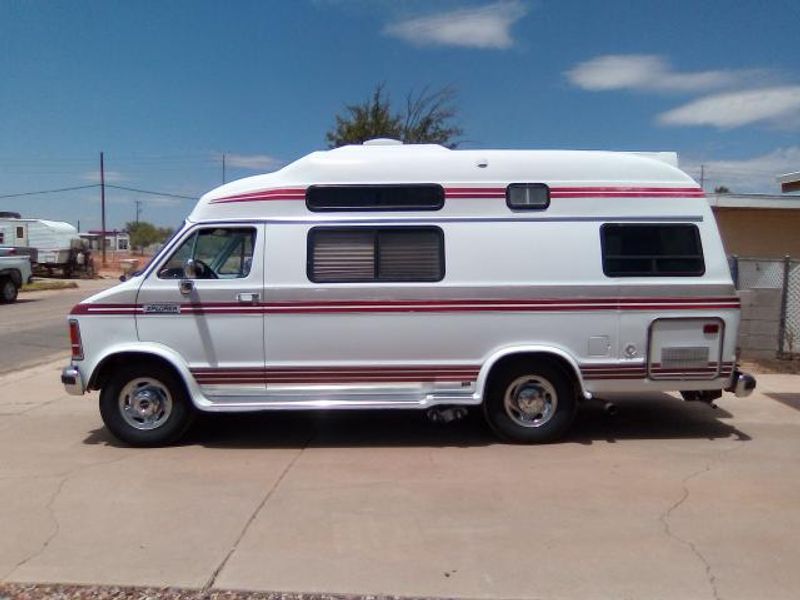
61, 365, 85, 395
726, 370, 756, 398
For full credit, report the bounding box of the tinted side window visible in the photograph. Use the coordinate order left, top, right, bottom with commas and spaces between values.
158, 227, 256, 279
308, 227, 444, 283
306, 185, 444, 212
506, 183, 550, 210
601, 224, 705, 277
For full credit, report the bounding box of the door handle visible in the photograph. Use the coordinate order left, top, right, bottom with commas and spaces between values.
236, 292, 260, 304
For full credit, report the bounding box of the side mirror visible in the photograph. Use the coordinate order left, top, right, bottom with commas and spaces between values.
183, 258, 198, 279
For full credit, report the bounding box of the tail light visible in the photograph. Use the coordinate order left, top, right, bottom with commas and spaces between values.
69, 319, 84, 360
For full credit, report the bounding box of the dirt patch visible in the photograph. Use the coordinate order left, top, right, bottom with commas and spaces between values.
0, 583, 425, 600
21, 280, 79, 293
740, 356, 800, 375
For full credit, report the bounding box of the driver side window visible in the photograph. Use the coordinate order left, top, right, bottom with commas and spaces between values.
158, 227, 256, 279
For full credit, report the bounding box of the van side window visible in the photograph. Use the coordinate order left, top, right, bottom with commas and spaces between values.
506, 183, 550, 210
158, 227, 256, 279
308, 227, 444, 283
306, 185, 444, 212
601, 223, 705, 277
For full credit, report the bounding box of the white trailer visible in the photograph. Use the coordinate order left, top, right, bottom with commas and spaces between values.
62, 141, 756, 446
0, 218, 81, 273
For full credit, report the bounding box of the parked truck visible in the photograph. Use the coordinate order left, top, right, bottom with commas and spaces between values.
0, 250, 32, 303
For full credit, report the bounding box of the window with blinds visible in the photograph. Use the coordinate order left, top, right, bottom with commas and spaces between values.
308, 227, 444, 283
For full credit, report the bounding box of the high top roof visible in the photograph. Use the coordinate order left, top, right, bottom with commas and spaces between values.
190, 143, 701, 222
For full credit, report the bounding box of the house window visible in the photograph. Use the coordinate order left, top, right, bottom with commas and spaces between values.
506, 183, 550, 210
16, 227, 24, 239
601, 223, 705, 277
117, 239, 129, 251
308, 227, 444, 283
0, 233, 4, 244
306, 185, 444, 212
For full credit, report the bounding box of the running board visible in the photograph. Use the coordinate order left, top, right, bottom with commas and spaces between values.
195, 387, 479, 412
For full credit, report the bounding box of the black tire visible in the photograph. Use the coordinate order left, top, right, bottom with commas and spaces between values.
99, 362, 195, 447
483, 360, 578, 443
0, 277, 18, 303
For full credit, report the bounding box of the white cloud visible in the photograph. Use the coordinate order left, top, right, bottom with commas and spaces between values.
680, 147, 800, 193
224, 153, 283, 171
658, 86, 800, 129
383, 1, 526, 49
566, 54, 754, 93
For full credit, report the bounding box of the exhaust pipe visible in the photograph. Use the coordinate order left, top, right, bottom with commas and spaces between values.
603, 401, 618, 416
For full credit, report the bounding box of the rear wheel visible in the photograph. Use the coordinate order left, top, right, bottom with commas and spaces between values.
0, 277, 18, 303
483, 360, 577, 443
99, 363, 195, 447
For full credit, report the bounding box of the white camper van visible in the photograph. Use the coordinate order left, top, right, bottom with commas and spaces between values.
62, 141, 755, 446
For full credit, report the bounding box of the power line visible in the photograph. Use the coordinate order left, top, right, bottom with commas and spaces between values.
106, 185, 197, 200
0, 183, 99, 199
0, 183, 198, 201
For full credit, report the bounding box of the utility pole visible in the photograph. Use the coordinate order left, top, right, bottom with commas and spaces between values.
100, 151, 107, 267
222, 153, 226, 184
699, 164, 705, 190
135, 199, 143, 224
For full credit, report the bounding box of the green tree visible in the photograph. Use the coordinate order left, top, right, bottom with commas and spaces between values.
326, 83, 463, 148
714, 185, 731, 193
126, 221, 173, 254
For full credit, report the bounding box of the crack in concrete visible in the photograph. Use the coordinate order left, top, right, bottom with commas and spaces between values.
1, 454, 133, 582
659, 442, 746, 600
203, 432, 315, 591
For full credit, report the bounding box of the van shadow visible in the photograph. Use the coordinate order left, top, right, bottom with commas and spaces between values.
83, 392, 751, 449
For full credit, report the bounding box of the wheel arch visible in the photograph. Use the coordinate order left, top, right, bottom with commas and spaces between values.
476, 345, 588, 403
0, 269, 21, 286
86, 343, 208, 409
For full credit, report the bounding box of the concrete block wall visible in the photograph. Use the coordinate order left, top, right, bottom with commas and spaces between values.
737, 288, 781, 358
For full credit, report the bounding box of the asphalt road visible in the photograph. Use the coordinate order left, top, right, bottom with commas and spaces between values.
0, 279, 115, 374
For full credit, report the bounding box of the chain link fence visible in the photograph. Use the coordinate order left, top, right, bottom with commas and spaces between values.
731, 255, 800, 357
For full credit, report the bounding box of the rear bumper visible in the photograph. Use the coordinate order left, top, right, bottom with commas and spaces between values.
61, 365, 85, 396
726, 370, 756, 398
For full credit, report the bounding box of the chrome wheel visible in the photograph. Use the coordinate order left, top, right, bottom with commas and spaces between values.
503, 375, 558, 428
118, 377, 173, 431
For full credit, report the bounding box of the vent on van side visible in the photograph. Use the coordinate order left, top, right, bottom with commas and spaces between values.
660, 346, 709, 369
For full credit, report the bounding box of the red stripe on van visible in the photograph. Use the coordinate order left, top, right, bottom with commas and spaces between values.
207, 185, 705, 204
72, 296, 741, 316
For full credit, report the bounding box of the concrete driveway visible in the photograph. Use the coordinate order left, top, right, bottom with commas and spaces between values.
0, 360, 799, 600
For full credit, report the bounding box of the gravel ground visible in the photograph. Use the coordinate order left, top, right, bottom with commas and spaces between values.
0, 584, 445, 600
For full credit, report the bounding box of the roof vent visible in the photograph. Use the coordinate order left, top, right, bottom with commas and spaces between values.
362, 138, 404, 146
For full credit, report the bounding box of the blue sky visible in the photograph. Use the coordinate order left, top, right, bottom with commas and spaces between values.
1, 0, 799, 229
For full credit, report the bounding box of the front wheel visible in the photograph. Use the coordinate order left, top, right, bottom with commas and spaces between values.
483, 361, 577, 443
99, 363, 195, 447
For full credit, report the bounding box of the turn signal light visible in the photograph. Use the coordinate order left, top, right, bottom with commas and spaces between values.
69, 319, 84, 360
